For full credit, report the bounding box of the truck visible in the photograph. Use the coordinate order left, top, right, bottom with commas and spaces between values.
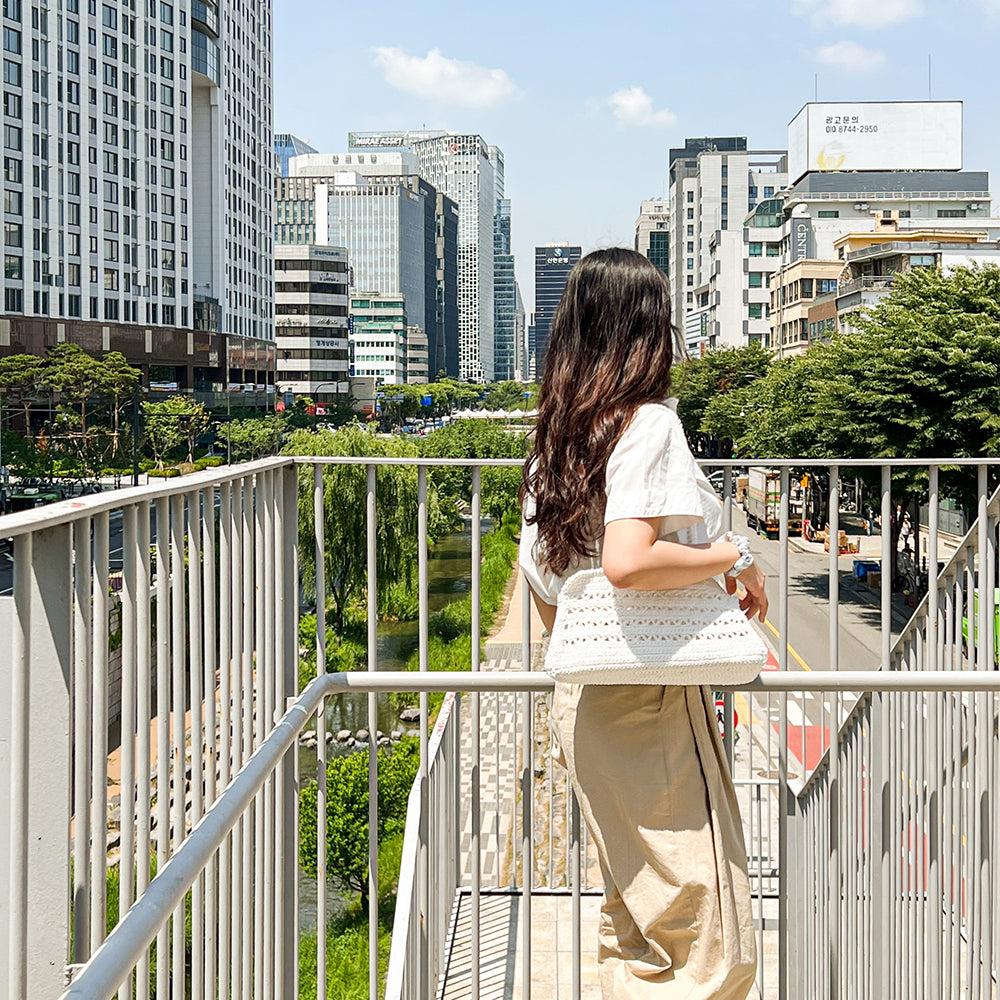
745, 467, 802, 538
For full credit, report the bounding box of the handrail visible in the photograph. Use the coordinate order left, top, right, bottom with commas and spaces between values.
794, 480, 1000, 798
0, 457, 292, 538
60, 665, 1000, 999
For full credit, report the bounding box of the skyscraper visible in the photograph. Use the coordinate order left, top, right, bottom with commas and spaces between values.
347, 130, 502, 381
274, 133, 317, 177
277, 152, 459, 378
0, 0, 275, 390
493, 199, 516, 382
533, 244, 581, 377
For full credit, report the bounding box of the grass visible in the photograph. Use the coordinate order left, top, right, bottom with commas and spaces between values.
297, 833, 404, 999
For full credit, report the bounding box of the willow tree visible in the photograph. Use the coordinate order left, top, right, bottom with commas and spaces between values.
286, 424, 424, 637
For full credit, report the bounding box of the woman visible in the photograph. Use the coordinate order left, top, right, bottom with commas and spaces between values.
519, 248, 768, 999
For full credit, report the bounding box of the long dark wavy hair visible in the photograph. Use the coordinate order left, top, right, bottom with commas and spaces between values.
521, 247, 680, 576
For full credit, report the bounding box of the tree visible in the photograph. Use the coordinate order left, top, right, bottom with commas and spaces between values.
97, 352, 141, 459
717, 265, 1000, 576
45, 343, 106, 436
672, 343, 771, 455
483, 380, 538, 411
285, 425, 425, 635
298, 740, 418, 913
216, 414, 283, 462
143, 395, 209, 468
0, 353, 46, 437
419, 418, 528, 509
482, 466, 523, 524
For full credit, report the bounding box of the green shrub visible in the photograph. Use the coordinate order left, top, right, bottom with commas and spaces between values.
299, 739, 419, 911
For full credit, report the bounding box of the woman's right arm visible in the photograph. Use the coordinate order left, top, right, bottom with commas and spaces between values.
601, 516, 768, 621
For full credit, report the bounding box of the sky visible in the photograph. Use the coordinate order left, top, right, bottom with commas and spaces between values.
274, 0, 1000, 308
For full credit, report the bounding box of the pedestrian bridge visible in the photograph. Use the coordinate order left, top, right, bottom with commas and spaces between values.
1, 456, 998, 999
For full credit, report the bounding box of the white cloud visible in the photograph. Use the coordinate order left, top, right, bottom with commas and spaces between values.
370, 47, 520, 108
795, 0, 922, 28
606, 87, 677, 129
816, 40, 888, 73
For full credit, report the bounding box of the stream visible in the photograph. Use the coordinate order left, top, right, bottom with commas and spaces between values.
298, 515, 488, 931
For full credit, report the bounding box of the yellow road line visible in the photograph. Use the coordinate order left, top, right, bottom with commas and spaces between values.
763, 619, 812, 671
738, 621, 813, 730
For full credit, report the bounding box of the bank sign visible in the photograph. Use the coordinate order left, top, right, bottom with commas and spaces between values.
788, 101, 963, 182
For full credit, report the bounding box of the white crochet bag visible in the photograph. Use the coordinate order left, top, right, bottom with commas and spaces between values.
544, 569, 767, 686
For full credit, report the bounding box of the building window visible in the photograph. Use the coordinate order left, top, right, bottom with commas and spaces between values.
817, 278, 837, 294
686, 208, 694, 220
937, 209, 966, 218
686, 258, 694, 269
748, 303, 763, 319
748, 272, 763, 288
765, 244, 780, 257
763, 186, 774, 198
686, 191, 694, 203
899, 210, 911, 218
748, 242, 762, 257
686, 276, 694, 287
748, 186, 757, 198
817, 210, 839, 218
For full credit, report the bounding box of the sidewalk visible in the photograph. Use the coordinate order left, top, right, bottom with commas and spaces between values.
485, 563, 545, 653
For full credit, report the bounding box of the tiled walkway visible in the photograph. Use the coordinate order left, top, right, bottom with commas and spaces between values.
439, 566, 780, 998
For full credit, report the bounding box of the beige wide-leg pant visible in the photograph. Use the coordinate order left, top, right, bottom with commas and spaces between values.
550, 682, 756, 999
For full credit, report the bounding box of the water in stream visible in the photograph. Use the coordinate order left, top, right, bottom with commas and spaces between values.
298, 516, 488, 931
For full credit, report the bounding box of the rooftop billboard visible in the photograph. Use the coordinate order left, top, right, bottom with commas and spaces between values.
788, 102, 963, 182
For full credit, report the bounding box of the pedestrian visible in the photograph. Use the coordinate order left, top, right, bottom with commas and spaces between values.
519, 248, 766, 998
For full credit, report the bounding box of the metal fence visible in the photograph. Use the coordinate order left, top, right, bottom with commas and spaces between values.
0, 455, 997, 1000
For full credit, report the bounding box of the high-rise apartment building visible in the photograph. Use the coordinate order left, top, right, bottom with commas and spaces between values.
668, 138, 787, 354
274, 244, 349, 406
635, 199, 670, 275
347, 130, 502, 382
533, 244, 581, 377
493, 199, 516, 381
0, 0, 275, 395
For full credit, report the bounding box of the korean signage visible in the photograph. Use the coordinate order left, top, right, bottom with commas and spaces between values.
787, 101, 963, 183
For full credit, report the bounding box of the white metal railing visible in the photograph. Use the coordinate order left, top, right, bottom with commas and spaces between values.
1, 455, 998, 1000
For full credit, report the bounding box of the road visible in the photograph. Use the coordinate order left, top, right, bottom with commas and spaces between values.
729, 505, 907, 775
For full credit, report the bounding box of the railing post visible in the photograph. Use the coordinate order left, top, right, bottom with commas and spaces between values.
778, 468, 790, 1000
872, 464, 893, 998
279, 463, 300, 999
1, 525, 72, 1000
827, 466, 840, 1000
366, 463, 379, 1000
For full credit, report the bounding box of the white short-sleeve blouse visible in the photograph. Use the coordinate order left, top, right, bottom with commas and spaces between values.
518, 399, 724, 606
